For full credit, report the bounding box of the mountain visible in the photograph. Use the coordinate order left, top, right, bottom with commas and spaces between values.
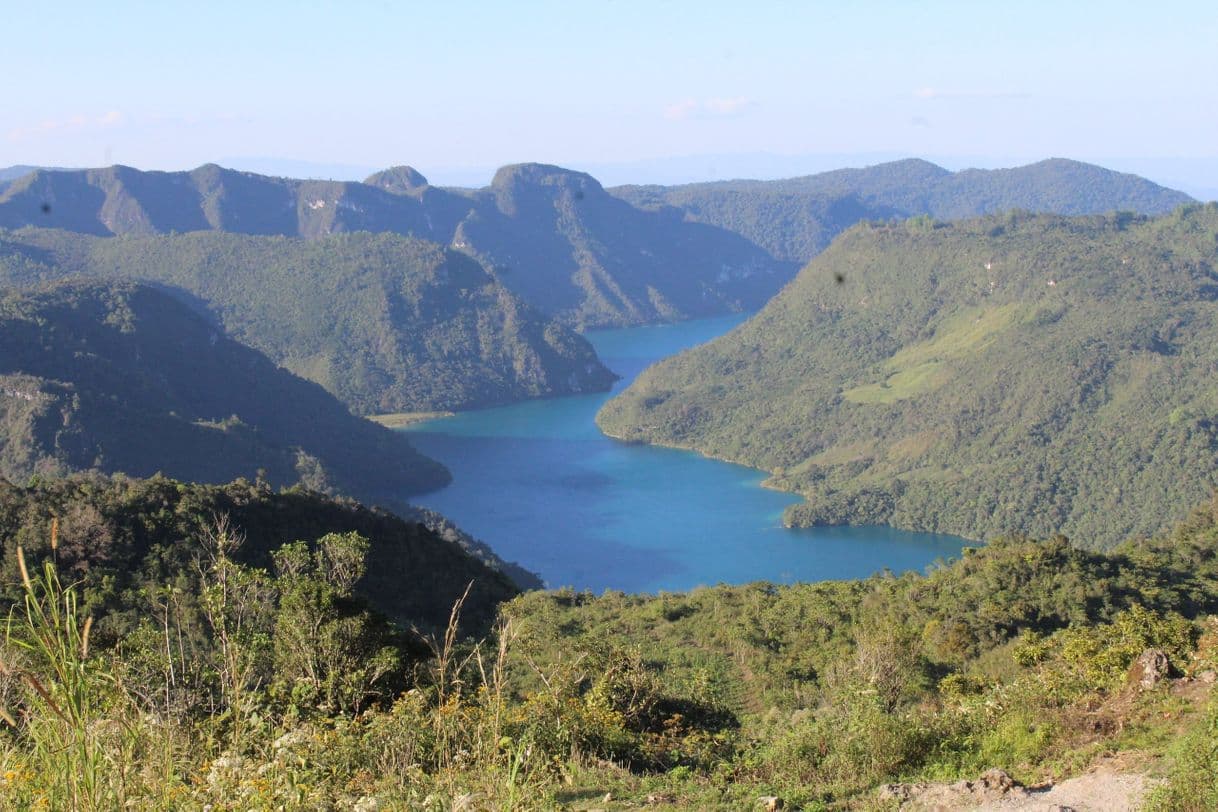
0, 166, 41, 183
0, 165, 76, 196
611, 158, 1195, 263
443, 163, 789, 327
598, 204, 1218, 549
0, 162, 793, 328
0, 166, 44, 193
0, 229, 616, 413
0, 280, 450, 499
0, 163, 435, 238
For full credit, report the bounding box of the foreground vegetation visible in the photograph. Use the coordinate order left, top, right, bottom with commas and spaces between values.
600, 204, 1218, 549
2, 477, 1218, 808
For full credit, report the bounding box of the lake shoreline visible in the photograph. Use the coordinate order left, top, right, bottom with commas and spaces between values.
404, 314, 968, 592
597, 423, 985, 543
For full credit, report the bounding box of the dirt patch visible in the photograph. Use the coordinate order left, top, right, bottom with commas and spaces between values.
880, 765, 1160, 811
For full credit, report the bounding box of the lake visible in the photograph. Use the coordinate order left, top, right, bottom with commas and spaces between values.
404, 314, 968, 592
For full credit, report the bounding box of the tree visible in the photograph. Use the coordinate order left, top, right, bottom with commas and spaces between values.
270, 532, 402, 714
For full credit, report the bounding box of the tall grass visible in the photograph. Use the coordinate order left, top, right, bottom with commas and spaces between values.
0, 534, 138, 809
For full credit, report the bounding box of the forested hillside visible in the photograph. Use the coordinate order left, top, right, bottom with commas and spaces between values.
599, 205, 1218, 549
0, 280, 449, 498
0, 474, 521, 636
0, 229, 616, 413
612, 158, 1193, 263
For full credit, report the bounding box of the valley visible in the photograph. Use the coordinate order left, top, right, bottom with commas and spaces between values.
10, 6, 1218, 808
1, 154, 1217, 810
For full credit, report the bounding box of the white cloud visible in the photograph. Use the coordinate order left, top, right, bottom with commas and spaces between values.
7, 110, 126, 142
704, 96, 754, 115
664, 99, 700, 120
913, 87, 1030, 101
664, 96, 757, 121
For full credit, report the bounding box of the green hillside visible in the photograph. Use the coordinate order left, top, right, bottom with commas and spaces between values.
599, 205, 1218, 549
0, 473, 519, 640
0, 280, 449, 499
0, 229, 616, 413
613, 158, 1194, 263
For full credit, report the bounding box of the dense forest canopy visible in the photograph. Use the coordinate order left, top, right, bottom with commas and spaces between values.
0, 474, 520, 637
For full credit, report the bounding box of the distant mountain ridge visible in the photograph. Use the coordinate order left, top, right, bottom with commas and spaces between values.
0, 162, 791, 328
0, 280, 449, 498
0, 165, 72, 195
611, 157, 1194, 263
0, 163, 437, 238
0, 157, 1190, 333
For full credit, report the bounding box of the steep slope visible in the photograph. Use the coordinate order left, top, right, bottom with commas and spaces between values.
446, 163, 791, 327
0, 165, 53, 195
0, 280, 449, 499
598, 205, 1218, 549
0, 162, 794, 329
0, 229, 616, 413
0, 166, 43, 183
612, 158, 1194, 263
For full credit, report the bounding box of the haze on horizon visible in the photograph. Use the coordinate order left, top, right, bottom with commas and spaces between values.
4, 0, 1217, 196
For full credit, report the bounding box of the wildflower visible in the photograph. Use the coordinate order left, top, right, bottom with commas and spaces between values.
207, 754, 246, 786
273, 729, 307, 751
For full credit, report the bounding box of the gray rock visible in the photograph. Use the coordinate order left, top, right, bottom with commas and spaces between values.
1127, 649, 1170, 690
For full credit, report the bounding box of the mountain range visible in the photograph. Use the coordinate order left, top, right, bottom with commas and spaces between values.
0, 158, 1203, 532
612, 157, 1194, 264
0, 162, 791, 329
0, 158, 1191, 345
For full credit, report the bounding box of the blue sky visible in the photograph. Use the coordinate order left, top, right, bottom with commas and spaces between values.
4, 1, 1217, 191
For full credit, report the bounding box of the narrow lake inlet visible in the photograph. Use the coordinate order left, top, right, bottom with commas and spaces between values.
404, 314, 966, 592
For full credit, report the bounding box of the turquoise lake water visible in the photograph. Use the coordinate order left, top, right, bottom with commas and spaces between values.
405, 314, 968, 592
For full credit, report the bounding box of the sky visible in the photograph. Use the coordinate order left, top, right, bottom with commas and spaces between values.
4, 1, 1218, 194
